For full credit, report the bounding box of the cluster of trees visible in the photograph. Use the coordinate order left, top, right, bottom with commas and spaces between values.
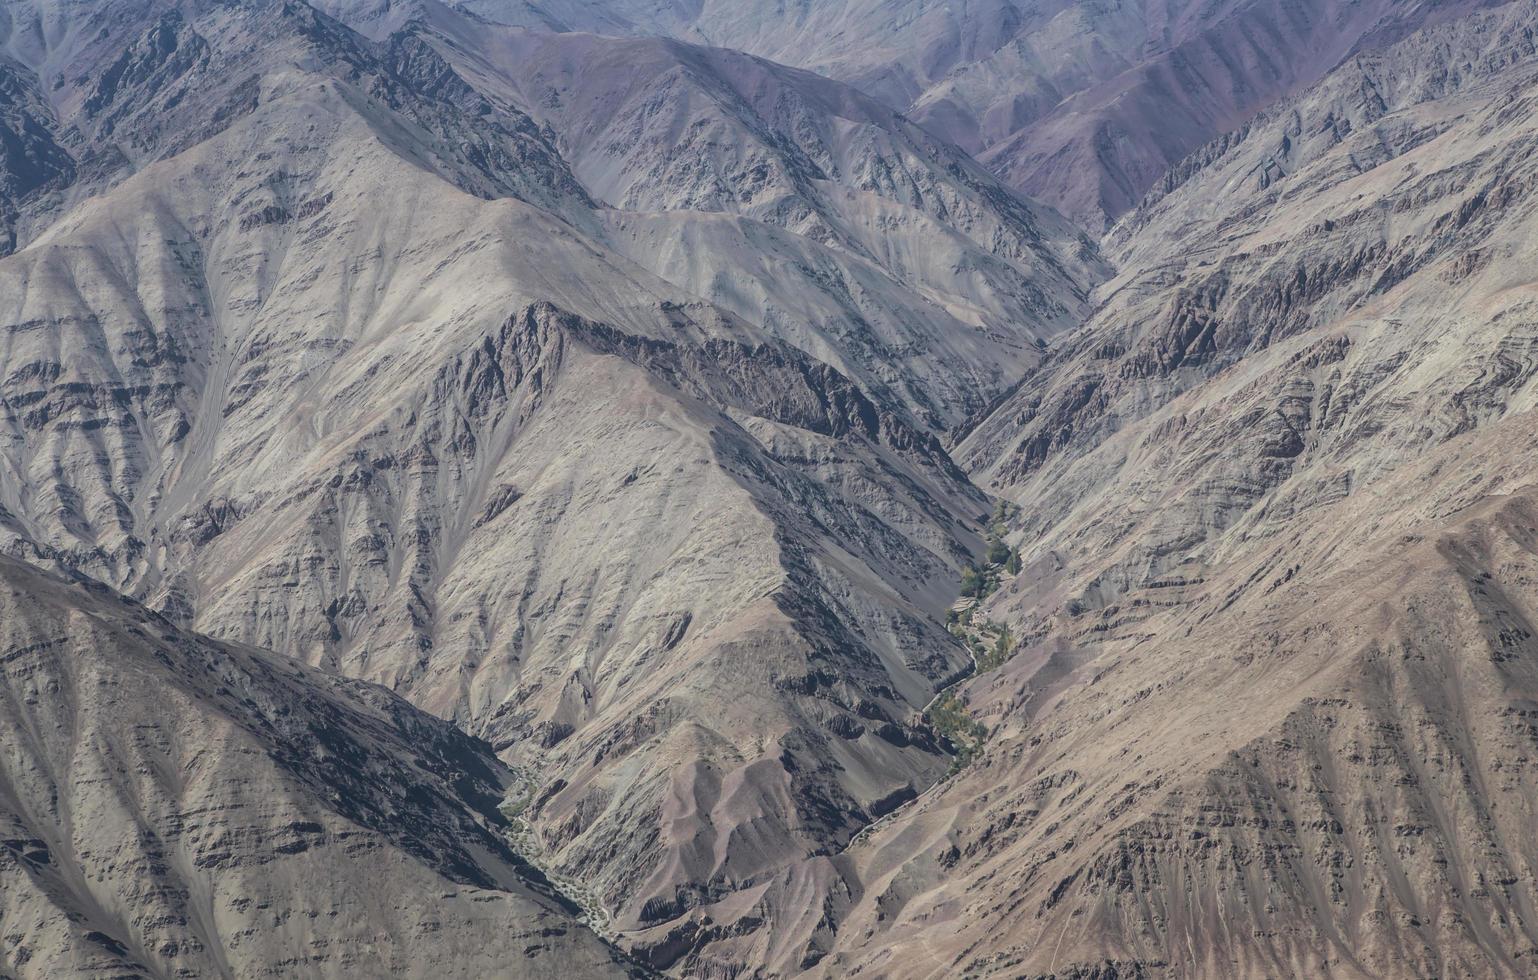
949, 606, 1015, 670
977, 622, 1014, 671
931, 500, 1028, 776
926, 692, 989, 774
988, 535, 1023, 574
961, 500, 1022, 599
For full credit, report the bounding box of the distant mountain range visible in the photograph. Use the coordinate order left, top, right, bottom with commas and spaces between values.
450, 0, 1502, 228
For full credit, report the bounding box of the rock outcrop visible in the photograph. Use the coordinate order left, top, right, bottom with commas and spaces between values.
419, 19, 1107, 428
705, 3, 1538, 975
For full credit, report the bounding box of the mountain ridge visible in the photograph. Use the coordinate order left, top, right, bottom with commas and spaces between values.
3, 0, 1538, 976
0, 552, 642, 977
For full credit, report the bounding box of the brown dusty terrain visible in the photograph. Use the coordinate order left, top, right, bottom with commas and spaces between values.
2, 0, 1538, 976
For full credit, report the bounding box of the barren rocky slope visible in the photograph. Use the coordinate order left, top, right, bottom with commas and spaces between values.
652, 2, 1538, 975
417, 16, 1107, 428
4, 0, 1538, 976
423, 1, 1538, 974
0, 554, 635, 978
810, 424, 1538, 978
0, 0, 1095, 967
463, 0, 1499, 228
961, 0, 1538, 567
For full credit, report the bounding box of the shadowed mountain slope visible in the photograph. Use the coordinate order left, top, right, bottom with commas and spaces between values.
802, 3, 1538, 975
4, 0, 1538, 976
0, 554, 637, 978
414, 16, 1107, 429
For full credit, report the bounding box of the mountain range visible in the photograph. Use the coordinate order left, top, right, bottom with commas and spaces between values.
2, 0, 1537, 976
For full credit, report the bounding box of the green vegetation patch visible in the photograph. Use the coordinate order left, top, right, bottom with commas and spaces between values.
927, 692, 988, 773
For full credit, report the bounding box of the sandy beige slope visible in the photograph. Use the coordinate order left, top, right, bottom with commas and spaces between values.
6, 0, 1538, 976
412, 16, 1107, 429
804, 3, 1538, 975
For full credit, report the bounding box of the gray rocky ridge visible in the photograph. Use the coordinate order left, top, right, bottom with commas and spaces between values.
459, 0, 1503, 228
2, 0, 1538, 976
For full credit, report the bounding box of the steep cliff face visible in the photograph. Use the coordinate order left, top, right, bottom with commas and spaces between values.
0, 555, 636, 978
0, 62, 71, 255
